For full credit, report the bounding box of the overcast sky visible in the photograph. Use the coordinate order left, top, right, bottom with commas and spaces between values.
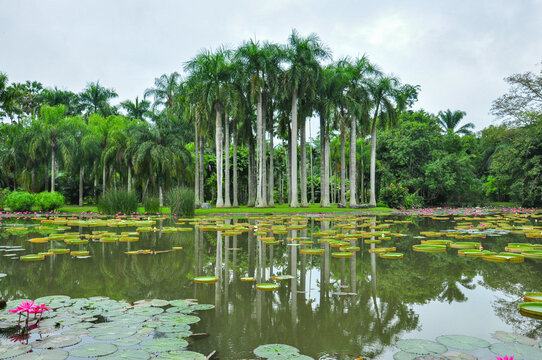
1, 0, 541, 131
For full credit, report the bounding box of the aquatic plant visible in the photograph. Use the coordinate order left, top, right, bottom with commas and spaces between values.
97, 189, 138, 214
167, 186, 195, 216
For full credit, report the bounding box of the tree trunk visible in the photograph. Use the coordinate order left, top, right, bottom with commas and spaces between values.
31, 168, 35, 193
300, 118, 308, 207
79, 166, 84, 206
194, 114, 200, 206
369, 118, 377, 207
360, 145, 365, 203
102, 165, 106, 196
286, 138, 291, 205
93, 171, 97, 200
224, 112, 231, 207
261, 93, 268, 207
199, 136, 204, 203
319, 115, 328, 207
256, 90, 265, 207
232, 118, 239, 207
215, 109, 224, 208
349, 116, 357, 207
309, 118, 314, 204
45, 162, 49, 194
127, 166, 132, 192
247, 137, 255, 207
268, 116, 275, 207
159, 184, 163, 207
340, 117, 346, 205
323, 128, 331, 206
290, 89, 299, 207
50, 145, 55, 192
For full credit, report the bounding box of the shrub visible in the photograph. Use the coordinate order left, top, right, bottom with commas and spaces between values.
6, 191, 35, 212
0, 189, 10, 210
97, 189, 138, 214
35, 191, 65, 211
144, 196, 160, 213
379, 183, 423, 209
167, 187, 195, 217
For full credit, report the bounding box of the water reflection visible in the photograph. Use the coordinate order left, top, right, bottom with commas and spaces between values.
1, 214, 541, 358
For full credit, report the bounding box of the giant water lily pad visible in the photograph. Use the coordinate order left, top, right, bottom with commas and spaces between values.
524, 292, 542, 302
129, 307, 164, 316
89, 327, 137, 340
101, 349, 151, 359
395, 339, 447, 355
193, 276, 218, 284
156, 324, 191, 333
518, 302, 542, 317
156, 351, 206, 359
12, 349, 68, 360
392, 351, 418, 360
186, 304, 215, 311
436, 335, 489, 351
254, 344, 300, 358
69, 343, 118, 358
492, 331, 538, 345
31, 335, 82, 349
267, 354, 314, 360
159, 314, 200, 325
169, 300, 189, 308
140, 338, 188, 353
0, 345, 31, 359
442, 351, 477, 360
113, 337, 141, 347
490, 342, 542, 359
256, 283, 279, 291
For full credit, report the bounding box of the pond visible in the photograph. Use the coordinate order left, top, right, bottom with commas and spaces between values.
1, 210, 542, 359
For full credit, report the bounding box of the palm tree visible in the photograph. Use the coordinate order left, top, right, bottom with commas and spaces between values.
0, 73, 22, 122
79, 81, 118, 117
283, 29, 330, 207
437, 109, 474, 135
185, 48, 232, 208
121, 97, 151, 120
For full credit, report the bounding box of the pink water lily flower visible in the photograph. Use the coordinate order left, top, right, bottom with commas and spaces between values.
9, 300, 35, 314
496, 356, 514, 360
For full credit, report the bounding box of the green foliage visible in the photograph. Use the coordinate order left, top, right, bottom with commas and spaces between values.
167, 187, 195, 217
144, 196, 160, 213
97, 189, 138, 214
379, 183, 422, 209
0, 188, 10, 209
35, 191, 65, 211
6, 191, 35, 212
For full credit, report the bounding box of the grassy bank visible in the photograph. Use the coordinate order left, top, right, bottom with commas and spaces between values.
54, 203, 392, 215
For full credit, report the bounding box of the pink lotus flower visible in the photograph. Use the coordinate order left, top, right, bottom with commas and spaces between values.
495, 356, 514, 360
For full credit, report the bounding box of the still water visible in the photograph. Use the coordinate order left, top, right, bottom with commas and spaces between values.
0, 212, 541, 359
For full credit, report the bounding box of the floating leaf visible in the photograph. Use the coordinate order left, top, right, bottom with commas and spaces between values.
518, 302, 542, 317
129, 307, 164, 316
491, 331, 538, 345
256, 283, 280, 291
31, 335, 82, 349
101, 349, 150, 359
524, 292, 542, 302
436, 335, 489, 351
392, 351, 418, 360
193, 276, 218, 284
0, 345, 31, 359
186, 304, 215, 311
155, 351, 206, 359
254, 344, 300, 358
89, 327, 137, 340
140, 338, 188, 353
489, 342, 542, 359
159, 314, 200, 325
267, 354, 314, 360
69, 343, 118, 358
442, 351, 477, 360
12, 349, 68, 360
395, 339, 447, 355
113, 337, 141, 347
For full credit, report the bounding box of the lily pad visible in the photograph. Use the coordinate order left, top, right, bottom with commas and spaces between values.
256, 283, 280, 291
101, 349, 151, 359
193, 276, 219, 284
518, 302, 542, 317
490, 342, 542, 359
169, 300, 189, 308
69, 343, 118, 358
524, 292, 542, 302
492, 331, 539, 345
254, 344, 300, 358
156, 324, 191, 333
442, 351, 477, 360
129, 307, 164, 316
436, 335, 489, 351
113, 337, 141, 347
12, 349, 68, 360
31, 335, 82, 349
89, 327, 137, 340
186, 304, 215, 311
155, 351, 206, 359
393, 351, 418, 360
140, 338, 188, 353
0, 345, 31, 359
267, 354, 314, 360
159, 314, 200, 325
395, 339, 447, 355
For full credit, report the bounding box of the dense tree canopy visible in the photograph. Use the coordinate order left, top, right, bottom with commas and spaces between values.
0, 33, 540, 208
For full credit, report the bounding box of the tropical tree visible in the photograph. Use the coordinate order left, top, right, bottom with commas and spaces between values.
283, 29, 330, 207
437, 109, 474, 135
79, 81, 118, 117
121, 97, 151, 120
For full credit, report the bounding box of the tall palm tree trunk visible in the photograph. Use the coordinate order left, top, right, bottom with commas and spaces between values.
224, 112, 231, 207
215, 109, 224, 208
256, 92, 265, 208
286, 138, 291, 204
127, 166, 132, 192
290, 89, 299, 207
369, 118, 377, 207
323, 128, 331, 207
309, 118, 314, 204
199, 136, 204, 203
300, 118, 308, 207
79, 166, 84, 206
247, 137, 255, 207
50, 145, 56, 192
31, 168, 35, 193
340, 118, 346, 205
320, 115, 329, 207
232, 118, 239, 207
349, 117, 357, 207
102, 165, 106, 196
194, 115, 200, 206
268, 118, 275, 207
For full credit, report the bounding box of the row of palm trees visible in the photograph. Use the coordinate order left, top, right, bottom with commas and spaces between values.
1, 29, 424, 208
182, 30, 419, 208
